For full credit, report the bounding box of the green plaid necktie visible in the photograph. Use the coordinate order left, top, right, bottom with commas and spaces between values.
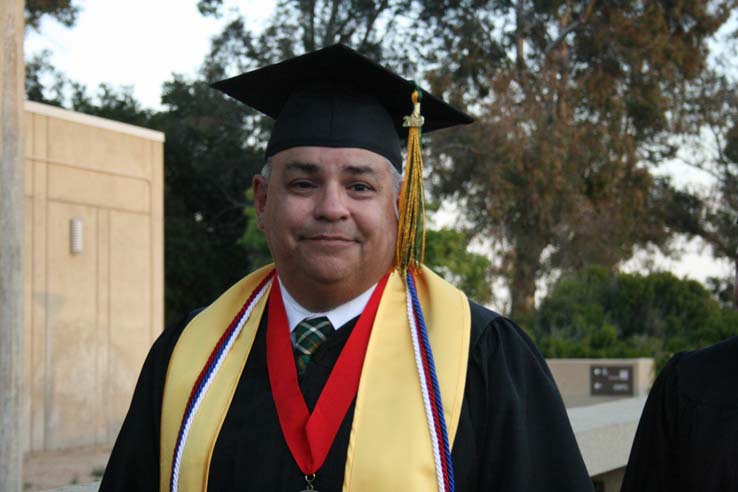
292, 316, 334, 375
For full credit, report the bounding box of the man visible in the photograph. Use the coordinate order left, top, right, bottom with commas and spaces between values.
101, 44, 593, 492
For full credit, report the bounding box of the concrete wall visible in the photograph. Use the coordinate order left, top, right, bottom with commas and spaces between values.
568, 396, 645, 478
548, 358, 654, 408
22, 101, 164, 451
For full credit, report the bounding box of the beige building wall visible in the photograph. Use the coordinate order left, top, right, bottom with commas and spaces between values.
22, 101, 165, 451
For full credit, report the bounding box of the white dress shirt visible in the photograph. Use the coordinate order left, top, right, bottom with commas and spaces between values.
279, 277, 376, 339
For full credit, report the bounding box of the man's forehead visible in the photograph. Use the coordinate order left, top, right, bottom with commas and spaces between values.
272, 146, 392, 173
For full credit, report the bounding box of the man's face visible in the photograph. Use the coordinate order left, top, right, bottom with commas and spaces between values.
253, 146, 398, 306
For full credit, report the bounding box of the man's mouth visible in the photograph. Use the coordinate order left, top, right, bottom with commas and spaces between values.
300, 234, 358, 246
302, 234, 354, 241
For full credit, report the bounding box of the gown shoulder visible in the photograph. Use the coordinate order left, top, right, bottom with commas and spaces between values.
457, 301, 594, 492
621, 336, 738, 492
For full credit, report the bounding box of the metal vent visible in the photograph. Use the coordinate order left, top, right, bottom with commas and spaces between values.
70, 218, 83, 255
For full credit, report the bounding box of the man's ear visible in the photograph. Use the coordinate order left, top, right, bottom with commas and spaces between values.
252, 175, 268, 230
395, 182, 403, 220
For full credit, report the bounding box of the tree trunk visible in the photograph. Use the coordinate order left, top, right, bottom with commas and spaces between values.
509, 246, 542, 322
514, 0, 525, 70
0, 0, 25, 490
733, 251, 738, 309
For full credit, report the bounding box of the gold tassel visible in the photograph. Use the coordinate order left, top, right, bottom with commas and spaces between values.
395, 89, 426, 276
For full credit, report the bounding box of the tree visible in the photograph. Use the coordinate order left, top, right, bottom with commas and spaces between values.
533, 266, 738, 368
198, 0, 419, 85
424, 228, 494, 304
692, 73, 738, 263
24, 0, 81, 103
415, 0, 737, 319
664, 61, 738, 301
25, 49, 68, 106
153, 77, 267, 323
25, 0, 79, 31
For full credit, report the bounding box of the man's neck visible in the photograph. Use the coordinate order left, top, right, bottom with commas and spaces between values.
277, 275, 384, 312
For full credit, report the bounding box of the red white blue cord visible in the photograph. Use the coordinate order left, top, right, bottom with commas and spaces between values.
406, 271, 455, 492
169, 271, 274, 492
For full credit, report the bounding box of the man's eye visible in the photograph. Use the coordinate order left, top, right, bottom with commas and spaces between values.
349, 183, 373, 192
290, 180, 314, 189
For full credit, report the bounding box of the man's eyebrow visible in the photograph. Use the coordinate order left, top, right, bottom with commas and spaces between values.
283, 162, 380, 176
344, 165, 378, 176
284, 162, 320, 173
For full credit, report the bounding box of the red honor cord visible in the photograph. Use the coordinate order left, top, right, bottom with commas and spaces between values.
266, 274, 389, 474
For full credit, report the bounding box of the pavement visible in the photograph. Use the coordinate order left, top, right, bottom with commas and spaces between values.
23, 446, 110, 492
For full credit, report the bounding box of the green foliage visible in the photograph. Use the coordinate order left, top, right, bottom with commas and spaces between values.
25, 0, 80, 31
71, 83, 153, 127
240, 188, 272, 269
196, 0, 223, 18
155, 77, 266, 323
25, 50, 67, 107
424, 228, 493, 305
533, 266, 738, 368
679, 72, 738, 265
706, 275, 737, 310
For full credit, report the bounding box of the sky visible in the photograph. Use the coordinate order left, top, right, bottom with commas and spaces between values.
24, 0, 735, 289
25, 0, 275, 109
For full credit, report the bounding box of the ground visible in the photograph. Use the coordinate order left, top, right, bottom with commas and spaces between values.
23, 446, 110, 492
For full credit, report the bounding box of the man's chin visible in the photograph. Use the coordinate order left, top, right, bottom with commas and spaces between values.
302, 264, 356, 285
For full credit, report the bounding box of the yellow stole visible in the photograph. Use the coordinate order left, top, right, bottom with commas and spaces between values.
160, 264, 470, 492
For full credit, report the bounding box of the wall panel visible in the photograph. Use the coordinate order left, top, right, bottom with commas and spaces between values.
47, 164, 150, 213
46, 119, 152, 179
108, 210, 152, 434
45, 202, 99, 448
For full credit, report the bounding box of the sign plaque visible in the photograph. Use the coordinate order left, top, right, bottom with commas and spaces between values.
590, 365, 634, 396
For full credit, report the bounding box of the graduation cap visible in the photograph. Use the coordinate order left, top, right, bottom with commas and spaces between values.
211, 43, 474, 274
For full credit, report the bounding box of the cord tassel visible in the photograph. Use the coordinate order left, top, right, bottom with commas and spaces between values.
395, 88, 426, 275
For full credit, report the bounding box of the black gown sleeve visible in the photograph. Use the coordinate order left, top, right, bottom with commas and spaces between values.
454, 302, 594, 492
99, 310, 202, 492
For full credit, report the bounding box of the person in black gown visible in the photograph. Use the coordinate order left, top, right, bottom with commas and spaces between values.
100, 45, 593, 492
621, 252, 738, 492
620, 336, 738, 492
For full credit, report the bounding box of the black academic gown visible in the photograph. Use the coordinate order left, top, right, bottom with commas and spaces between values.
621, 336, 738, 492
100, 301, 593, 492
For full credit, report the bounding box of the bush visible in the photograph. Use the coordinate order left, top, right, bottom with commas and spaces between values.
533, 266, 738, 369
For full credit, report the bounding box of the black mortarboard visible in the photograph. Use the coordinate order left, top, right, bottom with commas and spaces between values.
210, 44, 473, 170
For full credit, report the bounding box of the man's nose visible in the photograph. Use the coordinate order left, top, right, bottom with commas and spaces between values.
315, 183, 349, 221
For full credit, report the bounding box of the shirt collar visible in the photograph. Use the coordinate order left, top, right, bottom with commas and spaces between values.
278, 277, 377, 333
